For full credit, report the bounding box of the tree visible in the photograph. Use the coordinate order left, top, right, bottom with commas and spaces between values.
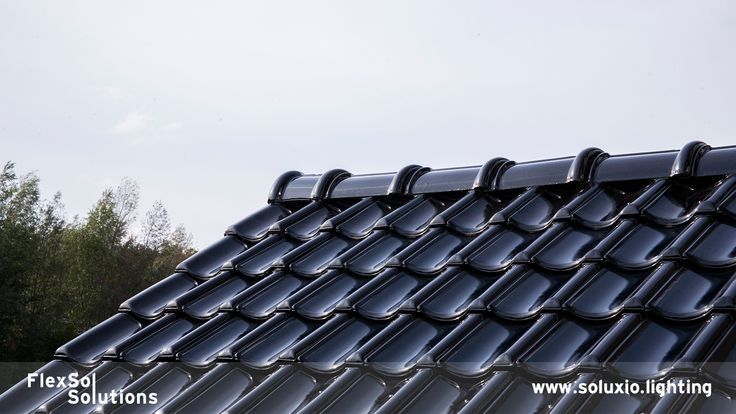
0, 162, 196, 362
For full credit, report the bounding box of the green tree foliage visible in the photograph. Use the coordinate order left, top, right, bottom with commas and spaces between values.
0, 162, 195, 361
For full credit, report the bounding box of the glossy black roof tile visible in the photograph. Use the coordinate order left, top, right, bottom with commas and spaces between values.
399, 229, 470, 275
279, 270, 369, 319
499, 187, 575, 232
458, 226, 536, 272
373, 369, 465, 414
110, 314, 200, 365
228, 234, 301, 276
374, 194, 450, 237
9, 142, 736, 413
226, 313, 318, 370
285, 314, 386, 373
320, 198, 393, 239
156, 363, 254, 414
605, 315, 730, 380
166, 314, 259, 367
685, 218, 736, 267
296, 368, 392, 414
563, 265, 656, 319
287, 233, 356, 276
338, 269, 434, 320
231, 271, 312, 319
175, 235, 247, 278
119, 272, 198, 319
435, 192, 508, 235
530, 223, 609, 271
226, 203, 292, 242
603, 221, 681, 269
108, 363, 200, 413
55, 313, 144, 365
224, 366, 324, 414
486, 267, 575, 320
410, 268, 499, 321
420, 314, 532, 377
334, 230, 411, 275
348, 314, 455, 376
170, 271, 252, 319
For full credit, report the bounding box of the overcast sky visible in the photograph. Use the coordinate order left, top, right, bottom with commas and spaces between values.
2, 1, 735, 247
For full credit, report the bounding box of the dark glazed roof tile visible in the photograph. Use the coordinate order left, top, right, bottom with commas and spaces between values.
531, 224, 609, 271
487, 267, 574, 319
233, 271, 312, 319
282, 201, 341, 241
411, 268, 500, 321
685, 219, 736, 267
282, 270, 369, 319
648, 266, 736, 320
297, 368, 391, 414
434, 192, 506, 235
224, 366, 322, 414
564, 265, 655, 319
227, 313, 318, 369
400, 229, 470, 275
340, 269, 434, 320
337, 231, 411, 275
518, 316, 615, 376
226, 203, 292, 242
112, 314, 200, 365
230, 234, 301, 276
607, 315, 729, 380
422, 314, 532, 377
286, 314, 386, 373
176, 236, 247, 278
459, 371, 567, 414
55, 313, 143, 365
167, 314, 260, 367
702, 321, 736, 388
502, 187, 574, 232
172, 271, 253, 319
350, 315, 454, 375
120, 272, 198, 319
639, 178, 721, 226
107, 363, 200, 413
562, 182, 651, 228
595, 151, 677, 181
604, 222, 681, 269
374, 370, 464, 414
288, 234, 356, 276
157, 364, 254, 414
321, 198, 393, 239
459, 226, 536, 272
375, 195, 448, 237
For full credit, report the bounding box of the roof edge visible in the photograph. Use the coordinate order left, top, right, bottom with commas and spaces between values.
269, 141, 735, 201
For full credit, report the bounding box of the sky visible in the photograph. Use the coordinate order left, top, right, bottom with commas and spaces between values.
1, 1, 735, 247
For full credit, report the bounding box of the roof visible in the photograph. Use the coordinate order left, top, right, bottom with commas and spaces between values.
3, 141, 736, 413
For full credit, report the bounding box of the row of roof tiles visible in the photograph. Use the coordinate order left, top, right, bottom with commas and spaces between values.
179, 188, 736, 282
270, 141, 734, 201
122, 260, 736, 325
229, 175, 736, 246
6, 360, 735, 414
55, 308, 736, 385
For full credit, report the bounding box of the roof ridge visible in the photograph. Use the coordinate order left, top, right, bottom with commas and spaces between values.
269, 140, 732, 202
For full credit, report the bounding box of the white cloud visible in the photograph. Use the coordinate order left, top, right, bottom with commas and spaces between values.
110, 111, 152, 135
